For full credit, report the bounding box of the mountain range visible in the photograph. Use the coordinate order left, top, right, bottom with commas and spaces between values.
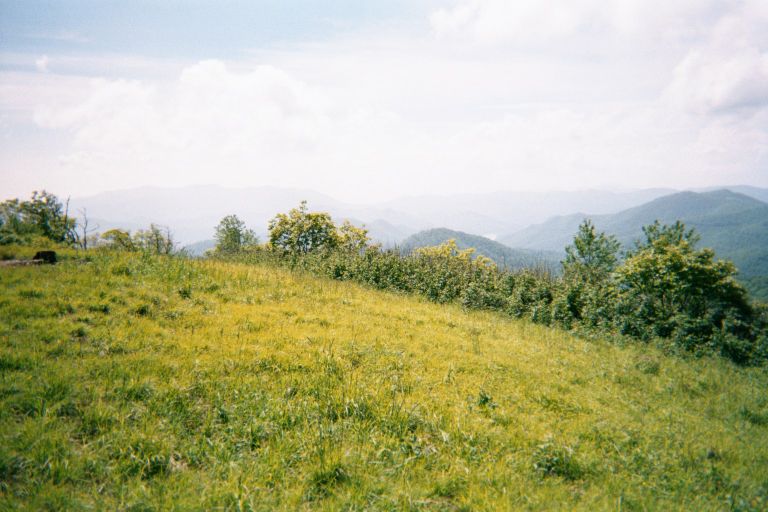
69, 185, 768, 246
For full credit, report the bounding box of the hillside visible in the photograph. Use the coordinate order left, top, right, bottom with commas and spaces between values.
2, 251, 767, 509
500, 190, 768, 298
401, 228, 561, 271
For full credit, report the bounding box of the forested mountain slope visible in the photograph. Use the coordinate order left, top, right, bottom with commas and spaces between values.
500, 190, 768, 299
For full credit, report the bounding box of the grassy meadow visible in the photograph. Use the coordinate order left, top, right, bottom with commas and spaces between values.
1, 250, 767, 510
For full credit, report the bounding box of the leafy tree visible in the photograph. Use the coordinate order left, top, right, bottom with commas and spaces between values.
0, 199, 28, 244
214, 215, 258, 253
554, 220, 621, 328
133, 224, 175, 255
100, 229, 136, 251
0, 190, 76, 245
337, 220, 370, 253
25, 190, 75, 243
562, 219, 620, 285
616, 221, 754, 350
268, 201, 339, 254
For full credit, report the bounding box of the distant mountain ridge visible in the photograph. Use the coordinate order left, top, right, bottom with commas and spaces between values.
183, 239, 216, 256
498, 189, 768, 299
400, 228, 561, 272
70, 185, 423, 246
68, 184, 768, 248
67, 184, 768, 299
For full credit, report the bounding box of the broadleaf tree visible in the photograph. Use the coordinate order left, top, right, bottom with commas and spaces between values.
268, 201, 339, 254
616, 221, 756, 355
214, 215, 258, 253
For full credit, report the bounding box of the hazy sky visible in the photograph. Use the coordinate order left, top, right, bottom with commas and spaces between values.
1, 0, 767, 202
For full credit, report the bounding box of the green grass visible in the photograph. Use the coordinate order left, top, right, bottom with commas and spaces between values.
1, 251, 767, 510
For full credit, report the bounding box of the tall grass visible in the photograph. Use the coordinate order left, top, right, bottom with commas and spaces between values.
1, 250, 767, 510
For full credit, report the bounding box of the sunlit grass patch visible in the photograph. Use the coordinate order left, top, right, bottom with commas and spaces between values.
0, 252, 766, 510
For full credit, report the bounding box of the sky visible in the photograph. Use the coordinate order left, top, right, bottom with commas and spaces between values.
1, 0, 767, 202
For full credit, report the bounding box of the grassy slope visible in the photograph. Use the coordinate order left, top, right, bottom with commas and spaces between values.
1, 252, 767, 510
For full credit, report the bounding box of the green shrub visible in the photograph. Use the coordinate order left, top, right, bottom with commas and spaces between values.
532, 441, 585, 481
305, 463, 350, 500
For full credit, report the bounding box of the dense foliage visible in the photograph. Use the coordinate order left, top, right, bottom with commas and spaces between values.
0, 190, 76, 246
268, 201, 342, 254
615, 222, 757, 362
100, 225, 176, 255
217, 205, 768, 365
0, 191, 179, 256
401, 227, 560, 272
500, 190, 768, 301
213, 214, 258, 254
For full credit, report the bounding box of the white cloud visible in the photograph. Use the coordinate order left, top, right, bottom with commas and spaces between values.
430, 0, 594, 45
26, 60, 419, 199
35, 55, 49, 73
439, 103, 767, 190
667, 47, 768, 114
665, 9, 768, 114
34, 60, 330, 168
429, 0, 729, 47
2, 2, 767, 202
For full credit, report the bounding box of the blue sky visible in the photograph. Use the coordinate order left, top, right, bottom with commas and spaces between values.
1, 1, 422, 59
1, 1, 767, 201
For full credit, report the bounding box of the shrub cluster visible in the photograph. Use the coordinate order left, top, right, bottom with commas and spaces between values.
99, 225, 176, 255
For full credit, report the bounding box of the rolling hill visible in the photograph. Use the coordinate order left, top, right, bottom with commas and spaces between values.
401, 228, 561, 271
499, 190, 768, 298
2, 250, 767, 509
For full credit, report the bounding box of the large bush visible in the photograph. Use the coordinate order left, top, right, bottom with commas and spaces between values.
615, 221, 760, 361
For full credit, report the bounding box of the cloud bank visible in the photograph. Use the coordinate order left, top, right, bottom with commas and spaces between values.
0, 1, 766, 201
